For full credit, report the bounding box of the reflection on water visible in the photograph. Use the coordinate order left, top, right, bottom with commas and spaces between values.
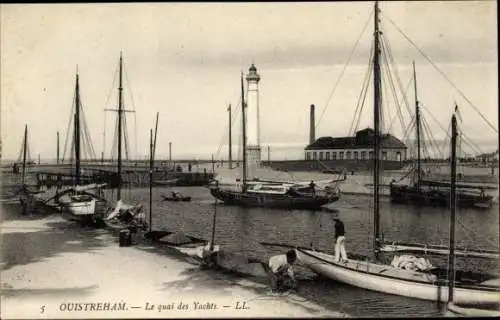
104, 186, 499, 317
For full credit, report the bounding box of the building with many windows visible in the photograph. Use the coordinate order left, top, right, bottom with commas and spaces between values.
304, 128, 407, 161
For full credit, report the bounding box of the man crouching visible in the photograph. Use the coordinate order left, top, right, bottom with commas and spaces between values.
264, 250, 297, 292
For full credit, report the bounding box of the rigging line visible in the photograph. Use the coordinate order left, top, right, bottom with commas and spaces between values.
382, 13, 498, 134
103, 111, 107, 161
402, 117, 416, 144
79, 101, 97, 160
423, 115, 446, 158
348, 45, 373, 136
379, 32, 414, 124
425, 120, 443, 159
455, 121, 485, 155
352, 62, 371, 135
421, 105, 483, 157
16, 134, 23, 163
462, 133, 483, 156
102, 62, 119, 161
61, 91, 77, 163
380, 67, 391, 132
422, 129, 432, 159
424, 128, 440, 159
353, 54, 373, 134
123, 60, 138, 159
316, 7, 374, 130
459, 132, 482, 157
380, 33, 415, 126
381, 58, 405, 141
455, 214, 499, 249
110, 114, 119, 160
387, 75, 412, 133
215, 99, 242, 159
123, 113, 130, 161
402, 114, 416, 144
380, 38, 403, 135
380, 56, 402, 134
420, 104, 453, 142
418, 114, 433, 158
134, 114, 138, 161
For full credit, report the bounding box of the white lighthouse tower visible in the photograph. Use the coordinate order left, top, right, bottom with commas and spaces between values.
245, 64, 261, 169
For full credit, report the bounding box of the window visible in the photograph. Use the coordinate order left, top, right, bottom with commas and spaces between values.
339, 152, 344, 160
325, 152, 330, 160
361, 151, 366, 160
332, 152, 337, 160
319, 152, 323, 160
382, 152, 387, 160
306, 152, 311, 160
396, 151, 401, 162
313, 152, 317, 160
346, 151, 351, 159
354, 151, 358, 160
369, 151, 373, 159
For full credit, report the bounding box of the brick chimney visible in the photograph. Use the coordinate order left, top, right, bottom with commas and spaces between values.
309, 104, 315, 144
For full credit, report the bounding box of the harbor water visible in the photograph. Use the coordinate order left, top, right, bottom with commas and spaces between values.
103, 185, 500, 318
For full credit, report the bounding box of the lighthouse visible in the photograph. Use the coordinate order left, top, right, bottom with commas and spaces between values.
246, 64, 261, 168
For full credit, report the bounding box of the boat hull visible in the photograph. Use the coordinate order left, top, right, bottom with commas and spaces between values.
296, 248, 500, 305
446, 302, 500, 317
161, 196, 192, 202
209, 188, 339, 210
59, 198, 107, 223
390, 185, 493, 209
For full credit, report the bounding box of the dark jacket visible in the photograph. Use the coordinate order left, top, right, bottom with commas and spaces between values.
334, 219, 345, 239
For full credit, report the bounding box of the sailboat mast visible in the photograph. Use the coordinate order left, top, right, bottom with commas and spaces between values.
21, 124, 27, 185
210, 197, 217, 251
228, 104, 232, 169
75, 72, 81, 185
413, 61, 422, 190
117, 53, 124, 201
149, 128, 153, 233
153, 112, 159, 160
447, 114, 458, 302
57, 131, 60, 165
241, 72, 247, 192
373, 0, 381, 255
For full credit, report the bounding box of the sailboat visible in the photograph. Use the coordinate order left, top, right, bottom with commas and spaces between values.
209, 71, 341, 210
262, 1, 500, 305
15, 125, 44, 212
54, 71, 108, 224
443, 114, 500, 315
389, 64, 494, 209
103, 53, 144, 225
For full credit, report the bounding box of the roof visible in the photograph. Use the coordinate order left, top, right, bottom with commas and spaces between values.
305, 128, 407, 150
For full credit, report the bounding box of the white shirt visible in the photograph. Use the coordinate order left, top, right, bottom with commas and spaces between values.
268, 254, 294, 276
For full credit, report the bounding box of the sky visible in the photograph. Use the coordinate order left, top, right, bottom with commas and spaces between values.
1, 1, 498, 162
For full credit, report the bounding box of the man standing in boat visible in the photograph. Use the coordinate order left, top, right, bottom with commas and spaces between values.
309, 180, 316, 196
334, 217, 348, 263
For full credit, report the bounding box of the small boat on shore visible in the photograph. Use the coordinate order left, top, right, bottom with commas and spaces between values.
55, 183, 108, 224
53, 71, 107, 225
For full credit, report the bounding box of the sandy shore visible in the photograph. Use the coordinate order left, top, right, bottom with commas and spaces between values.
0, 209, 348, 319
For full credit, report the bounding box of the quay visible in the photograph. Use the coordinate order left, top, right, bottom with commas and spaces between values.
1, 159, 498, 200
0, 207, 349, 319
